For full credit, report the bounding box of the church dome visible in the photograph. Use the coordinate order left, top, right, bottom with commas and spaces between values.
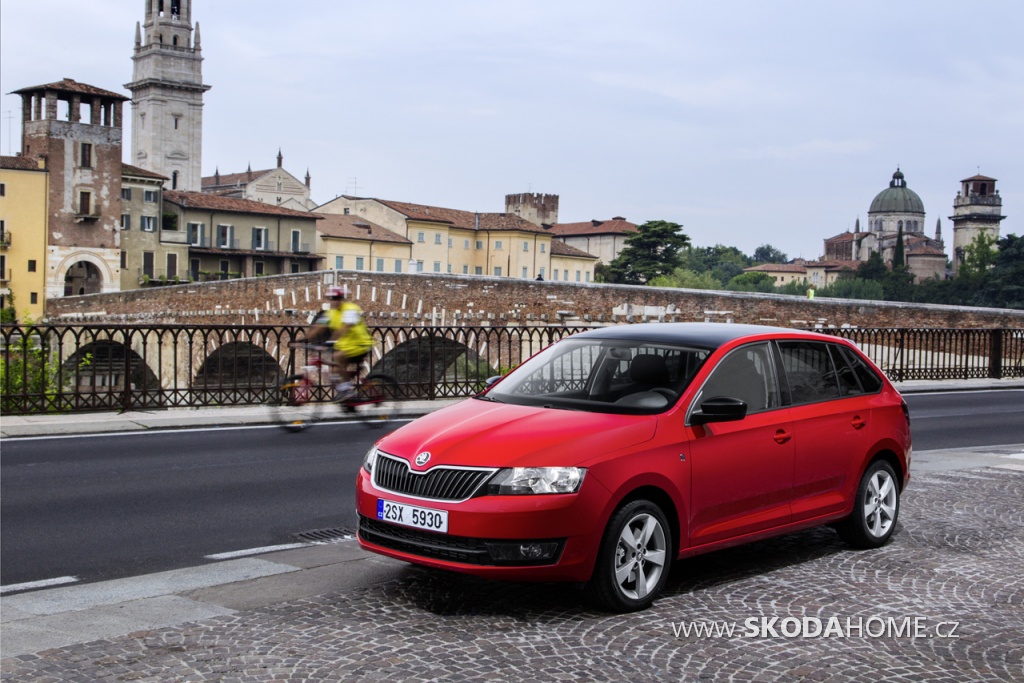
869, 168, 925, 214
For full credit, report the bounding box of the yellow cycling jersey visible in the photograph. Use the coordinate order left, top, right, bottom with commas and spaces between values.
326, 302, 373, 356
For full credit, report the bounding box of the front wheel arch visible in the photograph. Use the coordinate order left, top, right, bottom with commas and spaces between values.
584, 498, 674, 612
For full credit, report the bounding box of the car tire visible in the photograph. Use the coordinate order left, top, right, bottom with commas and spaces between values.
836, 460, 900, 549
584, 499, 672, 612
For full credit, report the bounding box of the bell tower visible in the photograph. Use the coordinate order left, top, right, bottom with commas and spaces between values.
950, 174, 1005, 275
125, 0, 210, 191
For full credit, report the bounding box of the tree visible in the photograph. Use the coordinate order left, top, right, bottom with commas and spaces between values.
605, 220, 690, 284
975, 233, 1024, 309
680, 244, 750, 286
752, 244, 789, 264
649, 268, 720, 290
892, 225, 905, 269
726, 272, 776, 293
857, 252, 889, 281
817, 278, 885, 300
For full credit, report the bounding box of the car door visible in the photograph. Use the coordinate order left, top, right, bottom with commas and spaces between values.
685, 342, 794, 546
777, 340, 873, 522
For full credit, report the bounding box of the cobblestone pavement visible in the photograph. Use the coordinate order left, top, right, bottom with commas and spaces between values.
3, 468, 1023, 682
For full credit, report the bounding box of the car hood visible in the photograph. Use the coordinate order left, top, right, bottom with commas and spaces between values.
377, 398, 658, 470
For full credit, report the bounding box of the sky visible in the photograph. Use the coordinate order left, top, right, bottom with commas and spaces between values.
2, 0, 1022, 260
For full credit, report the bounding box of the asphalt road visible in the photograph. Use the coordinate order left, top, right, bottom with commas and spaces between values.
2, 390, 1023, 590
0, 421, 402, 588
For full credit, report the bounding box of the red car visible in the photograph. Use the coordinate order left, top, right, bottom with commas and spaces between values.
356, 323, 911, 612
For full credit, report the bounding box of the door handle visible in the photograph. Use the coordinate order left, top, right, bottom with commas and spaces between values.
851, 416, 867, 430
773, 429, 791, 444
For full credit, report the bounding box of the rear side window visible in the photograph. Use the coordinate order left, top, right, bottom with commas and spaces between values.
837, 345, 884, 394
695, 343, 779, 414
829, 344, 863, 396
777, 341, 840, 405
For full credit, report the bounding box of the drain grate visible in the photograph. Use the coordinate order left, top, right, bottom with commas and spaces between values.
294, 526, 356, 544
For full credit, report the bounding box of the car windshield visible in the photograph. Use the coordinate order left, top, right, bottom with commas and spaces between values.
482, 338, 711, 414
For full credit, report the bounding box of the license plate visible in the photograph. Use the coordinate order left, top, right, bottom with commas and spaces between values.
377, 499, 449, 533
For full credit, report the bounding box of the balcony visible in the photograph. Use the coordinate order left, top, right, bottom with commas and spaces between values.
0, 231, 10, 249
137, 268, 190, 286
73, 211, 101, 223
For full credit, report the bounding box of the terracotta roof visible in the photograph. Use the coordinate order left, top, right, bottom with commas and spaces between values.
961, 174, 997, 182
907, 244, 947, 257
550, 240, 598, 259
316, 214, 411, 244
746, 260, 858, 275
745, 263, 808, 274
0, 155, 44, 171
163, 191, 321, 219
811, 260, 860, 271
547, 218, 638, 236
371, 198, 549, 234
121, 163, 167, 180
824, 231, 857, 243
11, 78, 128, 101
201, 169, 275, 190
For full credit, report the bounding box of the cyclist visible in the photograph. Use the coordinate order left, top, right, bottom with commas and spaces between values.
308, 285, 373, 401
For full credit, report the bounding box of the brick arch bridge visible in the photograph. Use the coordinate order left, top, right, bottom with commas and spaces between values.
43, 269, 1024, 330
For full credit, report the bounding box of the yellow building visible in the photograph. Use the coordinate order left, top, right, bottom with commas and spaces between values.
0, 156, 49, 322
317, 196, 595, 281
317, 213, 412, 273
744, 260, 858, 289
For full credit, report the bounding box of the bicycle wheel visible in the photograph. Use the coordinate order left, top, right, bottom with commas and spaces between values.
270, 374, 325, 431
357, 373, 399, 426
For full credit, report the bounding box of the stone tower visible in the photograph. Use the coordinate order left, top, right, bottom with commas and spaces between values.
12, 79, 128, 297
126, 0, 210, 192
505, 193, 559, 227
950, 174, 1005, 275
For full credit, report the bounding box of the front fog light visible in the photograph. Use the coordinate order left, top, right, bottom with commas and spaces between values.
485, 541, 562, 564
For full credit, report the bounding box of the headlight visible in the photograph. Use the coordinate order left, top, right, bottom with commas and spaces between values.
362, 446, 379, 474
487, 467, 585, 495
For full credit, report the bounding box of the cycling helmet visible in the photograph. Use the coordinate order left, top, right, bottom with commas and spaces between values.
326, 285, 347, 299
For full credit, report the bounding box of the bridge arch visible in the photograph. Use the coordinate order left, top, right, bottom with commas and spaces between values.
193, 341, 283, 401
372, 332, 500, 399
60, 338, 162, 409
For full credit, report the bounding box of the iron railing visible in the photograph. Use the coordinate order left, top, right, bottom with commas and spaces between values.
1, 324, 1021, 415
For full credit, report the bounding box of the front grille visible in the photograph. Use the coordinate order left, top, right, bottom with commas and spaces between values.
373, 453, 495, 501
358, 516, 564, 567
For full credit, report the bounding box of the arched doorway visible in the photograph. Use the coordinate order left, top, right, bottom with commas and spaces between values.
64, 261, 103, 295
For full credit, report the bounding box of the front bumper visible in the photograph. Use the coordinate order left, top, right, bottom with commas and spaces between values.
355, 468, 607, 582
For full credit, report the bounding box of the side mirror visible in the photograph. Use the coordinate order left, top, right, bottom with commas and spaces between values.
485, 376, 502, 387
690, 396, 748, 425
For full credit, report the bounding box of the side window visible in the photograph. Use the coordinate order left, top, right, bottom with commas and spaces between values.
828, 344, 863, 396
777, 341, 841, 405
838, 345, 883, 394
695, 343, 778, 414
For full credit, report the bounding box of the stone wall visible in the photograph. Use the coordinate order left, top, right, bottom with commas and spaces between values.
43, 270, 1024, 329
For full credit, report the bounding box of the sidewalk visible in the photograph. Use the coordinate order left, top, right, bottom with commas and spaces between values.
2, 378, 1022, 439
0, 399, 462, 439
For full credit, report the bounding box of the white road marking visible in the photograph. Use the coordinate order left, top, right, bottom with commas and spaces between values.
1, 575, 79, 594
204, 543, 310, 560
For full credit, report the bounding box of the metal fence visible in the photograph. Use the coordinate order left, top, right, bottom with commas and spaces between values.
1, 324, 1021, 415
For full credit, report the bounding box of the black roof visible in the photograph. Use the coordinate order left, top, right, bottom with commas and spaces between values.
573, 322, 818, 349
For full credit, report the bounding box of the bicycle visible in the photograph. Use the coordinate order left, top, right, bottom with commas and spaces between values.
270, 343, 399, 431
